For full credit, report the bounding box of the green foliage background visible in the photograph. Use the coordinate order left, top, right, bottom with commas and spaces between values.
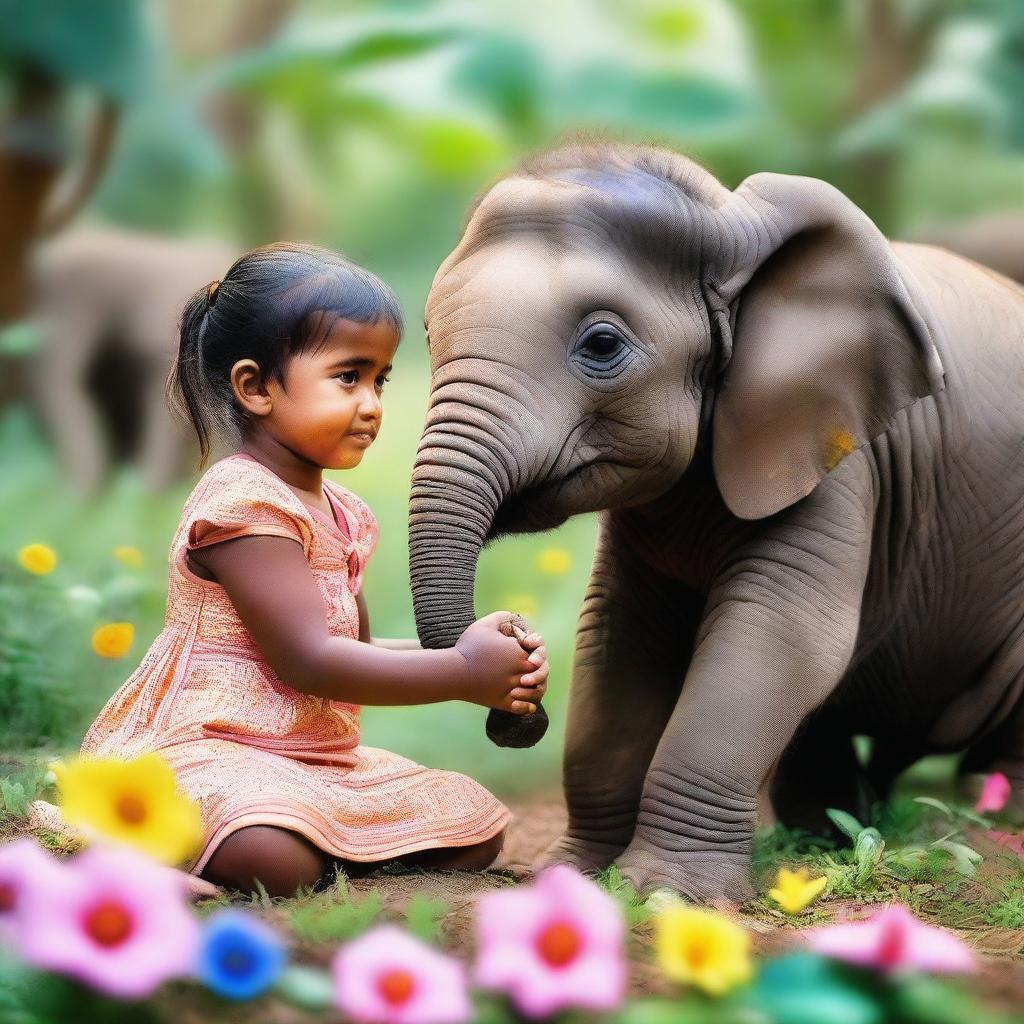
3, 0, 1023, 796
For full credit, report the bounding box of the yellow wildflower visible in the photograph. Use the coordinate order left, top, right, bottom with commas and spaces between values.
654, 906, 753, 996
53, 753, 203, 865
500, 593, 539, 620
112, 545, 144, 568
91, 622, 135, 659
537, 547, 571, 575
17, 543, 57, 575
768, 866, 828, 915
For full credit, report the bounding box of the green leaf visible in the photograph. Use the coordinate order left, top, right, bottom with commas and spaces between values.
826, 809, 865, 843
0, 779, 26, 816
739, 953, 883, 1024
932, 840, 982, 876
854, 828, 885, 884
913, 797, 954, 818
274, 965, 334, 1012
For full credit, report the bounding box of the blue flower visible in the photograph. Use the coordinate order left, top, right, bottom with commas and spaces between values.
196, 910, 287, 1000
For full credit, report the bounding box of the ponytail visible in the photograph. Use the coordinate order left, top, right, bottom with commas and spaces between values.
167, 283, 218, 468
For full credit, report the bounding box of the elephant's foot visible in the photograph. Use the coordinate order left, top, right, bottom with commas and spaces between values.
616, 838, 755, 906
539, 833, 626, 875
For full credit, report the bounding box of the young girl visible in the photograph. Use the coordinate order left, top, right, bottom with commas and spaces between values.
80, 243, 548, 896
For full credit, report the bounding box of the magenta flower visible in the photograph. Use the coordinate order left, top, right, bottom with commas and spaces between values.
975, 772, 1012, 814
332, 925, 471, 1024
14, 844, 200, 998
0, 839, 66, 945
807, 904, 975, 975
473, 864, 626, 1018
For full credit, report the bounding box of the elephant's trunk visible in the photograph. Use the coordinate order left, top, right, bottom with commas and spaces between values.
409, 428, 501, 650
409, 419, 549, 747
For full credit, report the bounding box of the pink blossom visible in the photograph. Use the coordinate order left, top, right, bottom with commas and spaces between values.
332, 926, 471, 1024
0, 839, 66, 945
975, 772, 1012, 814
474, 864, 626, 1018
807, 904, 975, 975
14, 844, 200, 998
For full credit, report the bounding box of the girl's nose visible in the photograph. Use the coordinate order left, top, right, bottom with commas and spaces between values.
360, 390, 382, 420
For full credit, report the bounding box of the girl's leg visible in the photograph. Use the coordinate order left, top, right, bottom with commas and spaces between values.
201, 825, 332, 897
338, 829, 506, 878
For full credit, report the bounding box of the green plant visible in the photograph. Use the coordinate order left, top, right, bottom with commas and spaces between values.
983, 876, 1024, 929
287, 882, 384, 944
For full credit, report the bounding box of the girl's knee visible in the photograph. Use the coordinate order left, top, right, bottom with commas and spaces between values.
201, 825, 330, 897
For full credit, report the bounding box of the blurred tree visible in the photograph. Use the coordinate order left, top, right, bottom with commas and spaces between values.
0, 0, 151, 322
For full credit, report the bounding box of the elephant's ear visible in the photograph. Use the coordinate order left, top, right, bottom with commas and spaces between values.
709, 173, 945, 521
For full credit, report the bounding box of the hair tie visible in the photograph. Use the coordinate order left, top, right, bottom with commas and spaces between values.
206, 280, 221, 306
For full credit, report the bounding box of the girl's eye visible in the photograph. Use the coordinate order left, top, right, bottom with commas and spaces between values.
336, 370, 358, 384
376, 375, 391, 390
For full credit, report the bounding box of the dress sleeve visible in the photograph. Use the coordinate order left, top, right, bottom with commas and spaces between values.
185, 463, 313, 555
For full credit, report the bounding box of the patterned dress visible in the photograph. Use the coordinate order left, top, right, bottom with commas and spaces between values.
81, 452, 509, 875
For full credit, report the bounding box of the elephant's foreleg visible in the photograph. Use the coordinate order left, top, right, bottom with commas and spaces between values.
25, 336, 108, 496
617, 491, 871, 902
543, 525, 702, 873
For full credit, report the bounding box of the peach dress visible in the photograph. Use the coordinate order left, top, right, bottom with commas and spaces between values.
81, 452, 509, 875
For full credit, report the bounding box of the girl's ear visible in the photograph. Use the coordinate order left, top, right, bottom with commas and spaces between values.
230, 359, 273, 417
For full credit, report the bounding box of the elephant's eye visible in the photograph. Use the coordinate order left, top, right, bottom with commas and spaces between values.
573, 322, 629, 371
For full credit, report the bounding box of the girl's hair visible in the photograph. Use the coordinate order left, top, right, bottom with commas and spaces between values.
168, 242, 404, 466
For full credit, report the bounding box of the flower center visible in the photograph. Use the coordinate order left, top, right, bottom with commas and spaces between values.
536, 921, 581, 968
221, 947, 254, 977
377, 969, 416, 1005
0, 882, 15, 913
115, 792, 147, 825
877, 917, 907, 968
83, 900, 134, 948
685, 941, 709, 970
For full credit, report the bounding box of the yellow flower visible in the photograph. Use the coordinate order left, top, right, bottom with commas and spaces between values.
654, 906, 753, 996
17, 543, 57, 575
500, 593, 538, 620
52, 753, 203, 865
768, 866, 828, 915
536, 547, 571, 575
112, 545, 143, 567
91, 622, 135, 659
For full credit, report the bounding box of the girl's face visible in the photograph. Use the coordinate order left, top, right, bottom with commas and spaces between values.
262, 317, 400, 470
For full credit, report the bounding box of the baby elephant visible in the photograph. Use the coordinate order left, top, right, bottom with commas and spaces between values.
409, 142, 1024, 903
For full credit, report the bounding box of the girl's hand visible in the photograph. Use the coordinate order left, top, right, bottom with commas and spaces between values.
516, 628, 549, 699
455, 611, 547, 715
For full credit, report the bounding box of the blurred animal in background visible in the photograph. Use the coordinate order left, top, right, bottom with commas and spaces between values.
22, 228, 238, 494
913, 211, 1024, 286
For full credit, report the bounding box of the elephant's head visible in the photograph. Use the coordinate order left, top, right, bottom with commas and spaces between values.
410, 143, 944, 746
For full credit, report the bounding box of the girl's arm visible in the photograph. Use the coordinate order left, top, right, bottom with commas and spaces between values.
190, 534, 543, 711
355, 590, 421, 650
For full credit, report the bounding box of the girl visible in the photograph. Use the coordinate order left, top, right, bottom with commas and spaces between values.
80, 243, 548, 896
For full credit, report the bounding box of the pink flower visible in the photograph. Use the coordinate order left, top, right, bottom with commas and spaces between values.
807, 904, 975, 975
332, 925, 471, 1024
14, 844, 200, 998
0, 839, 66, 945
975, 772, 1011, 814
473, 864, 626, 1018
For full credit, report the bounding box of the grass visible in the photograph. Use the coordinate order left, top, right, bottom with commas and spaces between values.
985, 877, 1024, 930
